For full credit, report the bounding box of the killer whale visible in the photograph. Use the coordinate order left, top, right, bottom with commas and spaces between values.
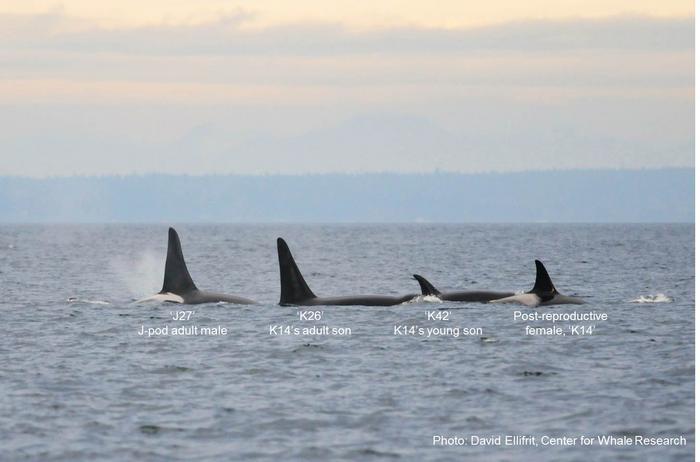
277, 237, 417, 306
412, 274, 513, 302
490, 260, 584, 307
137, 228, 256, 305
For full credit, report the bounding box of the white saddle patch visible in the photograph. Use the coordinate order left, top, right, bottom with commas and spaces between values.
489, 293, 541, 307
135, 292, 185, 304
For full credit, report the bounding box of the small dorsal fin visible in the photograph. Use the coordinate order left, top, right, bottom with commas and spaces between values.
277, 238, 316, 305
413, 274, 441, 296
529, 260, 557, 295
161, 227, 197, 294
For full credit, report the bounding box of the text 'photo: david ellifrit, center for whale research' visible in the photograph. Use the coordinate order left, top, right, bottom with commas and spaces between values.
0, 0, 696, 461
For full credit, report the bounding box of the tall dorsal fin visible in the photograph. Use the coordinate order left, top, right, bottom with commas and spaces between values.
529, 260, 557, 295
413, 274, 441, 296
161, 227, 197, 294
277, 238, 316, 305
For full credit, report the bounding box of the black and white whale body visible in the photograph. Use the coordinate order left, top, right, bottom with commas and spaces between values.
490, 260, 585, 307
277, 238, 417, 306
412, 274, 513, 302
137, 228, 256, 305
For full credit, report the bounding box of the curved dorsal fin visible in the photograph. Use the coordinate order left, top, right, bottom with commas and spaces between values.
161, 227, 197, 294
529, 260, 557, 295
413, 274, 441, 296
277, 238, 316, 305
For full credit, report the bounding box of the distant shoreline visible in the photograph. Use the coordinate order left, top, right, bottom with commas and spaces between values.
0, 168, 693, 223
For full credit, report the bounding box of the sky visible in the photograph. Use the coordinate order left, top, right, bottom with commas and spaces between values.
0, 0, 694, 176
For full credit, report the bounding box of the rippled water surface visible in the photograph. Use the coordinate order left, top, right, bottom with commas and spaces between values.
0, 224, 694, 461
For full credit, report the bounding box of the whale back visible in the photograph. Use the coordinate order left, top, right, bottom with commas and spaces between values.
161, 227, 198, 295
277, 238, 316, 305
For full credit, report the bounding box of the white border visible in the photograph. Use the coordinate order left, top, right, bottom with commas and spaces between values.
694, 2, 698, 458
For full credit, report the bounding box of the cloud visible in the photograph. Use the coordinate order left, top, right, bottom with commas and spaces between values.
0, 10, 692, 176
0, 11, 691, 100
0, 11, 692, 56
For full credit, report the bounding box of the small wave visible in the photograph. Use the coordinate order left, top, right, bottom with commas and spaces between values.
348, 448, 400, 458
139, 424, 163, 434
67, 297, 110, 305
292, 343, 325, 353
629, 294, 673, 304
153, 365, 192, 374
521, 370, 556, 377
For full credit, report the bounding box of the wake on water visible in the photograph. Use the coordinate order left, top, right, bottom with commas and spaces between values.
628, 294, 673, 303
404, 295, 443, 304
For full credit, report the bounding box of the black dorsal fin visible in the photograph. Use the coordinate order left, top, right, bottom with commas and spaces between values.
277, 238, 316, 305
161, 227, 197, 294
529, 260, 557, 295
413, 274, 441, 296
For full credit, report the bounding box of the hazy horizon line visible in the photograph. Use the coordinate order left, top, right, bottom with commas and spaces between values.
0, 166, 693, 180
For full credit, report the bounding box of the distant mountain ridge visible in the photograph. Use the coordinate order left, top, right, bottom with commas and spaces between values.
0, 169, 692, 223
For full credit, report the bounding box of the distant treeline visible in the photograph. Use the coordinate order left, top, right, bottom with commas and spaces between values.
0, 169, 693, 223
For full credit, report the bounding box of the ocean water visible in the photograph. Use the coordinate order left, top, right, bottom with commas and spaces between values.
0, 224, 693, 461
